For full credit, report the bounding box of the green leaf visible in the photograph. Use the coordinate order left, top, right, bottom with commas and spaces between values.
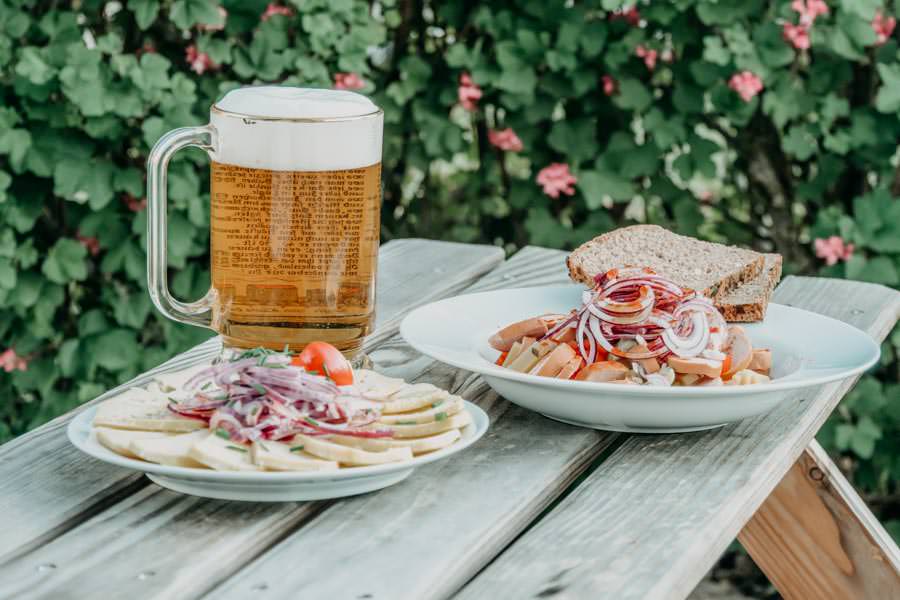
579, 169, 633, 207
613, 78, 652, 112
840, 0, 880, 21
15, 47, 54, 85
169, 0, 221, 30
0, 258, 16, 289
875, 64, 900, 113
42, 239, 88, 284
129, 0, 160, 30
88, 329, 140, 372
782, 125, 819, 161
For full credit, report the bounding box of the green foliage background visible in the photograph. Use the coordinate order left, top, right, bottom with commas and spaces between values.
0, 0, 898, 534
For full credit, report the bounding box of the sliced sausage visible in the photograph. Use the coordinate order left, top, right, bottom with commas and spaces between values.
531, 343, 576, 377
488, 314, 567, 351
556, 356, 584, 380
667, 356, 723, 379
723, 326, 753, 377
748, 348, 772, 373
575, 361, 630, 383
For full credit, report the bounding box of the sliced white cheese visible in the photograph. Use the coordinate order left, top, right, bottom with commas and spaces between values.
95, 427, 175, 459
294, 434, 413, 466
330, 428, 462, 455
188, 433, 260, 471
93, 387, 206, 433
379, 394, 464, 425
379, 410, 472, 438
152, 363, 212, 393
129, 430, 209, 467
355, 369, 405, 401
251, 440, 339, 471
380, 384, 447, 414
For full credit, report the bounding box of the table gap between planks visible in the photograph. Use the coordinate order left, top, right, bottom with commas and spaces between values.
0, 238, 897, 600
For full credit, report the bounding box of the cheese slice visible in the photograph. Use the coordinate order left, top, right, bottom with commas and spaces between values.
129, 430, 209, 467
330, 428, 462, 455
188, 433, 260, 471
93, 387, 205, 433
379, 395, 464, 425
380, 410, 472, 438
152, 364, 212, 392
251, 440, 339, 471
294, 434, 413, 466
95, 427, 174, 459
355, 369, 406, 401
381, 385, 448, 414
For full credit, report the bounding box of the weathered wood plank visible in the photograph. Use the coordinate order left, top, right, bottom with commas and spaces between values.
0, 239, 502, 563
456, 276, 900, 600
739, 440, 900, 600
0, 246, 614, 600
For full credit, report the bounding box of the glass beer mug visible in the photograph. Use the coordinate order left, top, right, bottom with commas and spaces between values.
147, 86, 384, 356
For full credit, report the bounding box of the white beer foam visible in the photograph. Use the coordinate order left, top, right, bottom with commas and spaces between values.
210, 86, 382, 172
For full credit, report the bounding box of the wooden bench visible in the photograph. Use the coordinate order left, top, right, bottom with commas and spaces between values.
1, 239, 898, 600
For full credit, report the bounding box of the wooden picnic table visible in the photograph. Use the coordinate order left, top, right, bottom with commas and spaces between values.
1, 238, 899, 600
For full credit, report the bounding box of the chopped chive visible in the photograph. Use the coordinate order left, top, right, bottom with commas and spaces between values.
167, 396, 177, 404
431, 399, 444, 408
201, 382, 211, 390
305, 416, 320, 426
398, 420, 417, 425
257, 441, 269, 452
289, 445, 305, 453
435, 412, 448, 421
251, 382, 266, 395
322, 363, 331, 379
226, 445, 248, 453
215, 428, 231, 440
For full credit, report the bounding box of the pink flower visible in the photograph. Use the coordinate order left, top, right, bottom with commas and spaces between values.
635, 45, 658, 71
198, 6, 227, 31
458, 73, 482, 112
536, 163, 577, 199
602, 75, 618, 96
814, 236, 854, 266
333, 73, 365, 90
610, 6, 641, 27
77, 234, 100, 256
185, 45, 217, 75
728, 71, 764, 102
872, 11, 896, 46
488, 128, 523, 152
792, 0, 829, 27
0, 348, 27, 373
122, 194, 146, 212
783, 23, 810, 50
261, 3, 293, 21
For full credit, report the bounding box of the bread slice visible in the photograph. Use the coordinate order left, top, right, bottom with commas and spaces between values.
717, 253, 782, 322
566, 225, 764, 300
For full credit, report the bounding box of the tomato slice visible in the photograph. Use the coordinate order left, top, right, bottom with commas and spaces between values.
291, 341, 354, 385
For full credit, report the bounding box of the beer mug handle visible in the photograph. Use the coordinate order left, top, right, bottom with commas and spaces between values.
146, 125, 218, 328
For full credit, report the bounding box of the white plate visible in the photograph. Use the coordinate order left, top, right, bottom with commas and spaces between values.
68, 402, 488, 502
400, 285, 880, 433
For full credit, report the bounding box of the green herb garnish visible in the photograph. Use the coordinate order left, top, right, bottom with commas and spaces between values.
289, 445, 305, 453
226, 445, 248, 453
398, 420, 417, 425
167, 396, 178, 404
322, 363, 331, 379
435, 412, 448, 421
251, 382, 266, 395
305, 416, 320, 426
201, 382, 212, 391
215, 428, 231, 440
431, 399, 444, 408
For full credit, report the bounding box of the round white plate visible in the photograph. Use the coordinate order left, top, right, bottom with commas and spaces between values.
400, 285, 880, 433
68, 401, 488, 501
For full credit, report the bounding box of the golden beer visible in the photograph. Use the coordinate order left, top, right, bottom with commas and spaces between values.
209, 161, 381, 354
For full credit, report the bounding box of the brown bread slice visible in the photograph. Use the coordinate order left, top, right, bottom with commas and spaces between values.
717, 253, 782, 322
566, 225, 764, 301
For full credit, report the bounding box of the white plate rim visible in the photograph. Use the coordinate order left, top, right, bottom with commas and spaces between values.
400, 285, 880, 398
67, 401, 489, 482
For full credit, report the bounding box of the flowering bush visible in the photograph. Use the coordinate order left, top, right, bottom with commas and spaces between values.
0, 0, 898, 532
